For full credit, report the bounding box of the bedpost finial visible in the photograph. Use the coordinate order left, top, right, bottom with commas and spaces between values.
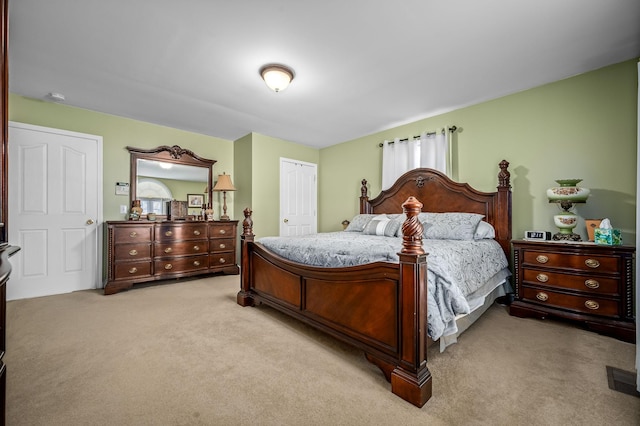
401, 196, 425, 255
361, 179, 368, 197
498, 160, 510, 188
242, 207, 253, 237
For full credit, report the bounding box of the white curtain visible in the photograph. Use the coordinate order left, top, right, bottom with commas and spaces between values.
381, 130, 449, 190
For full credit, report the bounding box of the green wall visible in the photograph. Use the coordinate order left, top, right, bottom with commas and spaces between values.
320, 59, 638, 242
9, 95, 235, 222
235, 133, 319, 239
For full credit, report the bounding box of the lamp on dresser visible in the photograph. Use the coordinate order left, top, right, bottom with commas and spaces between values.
213, 172, 236, 221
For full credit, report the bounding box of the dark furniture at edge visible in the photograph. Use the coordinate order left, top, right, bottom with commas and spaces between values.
510, 239, 635, 342
237, 161, 512, 407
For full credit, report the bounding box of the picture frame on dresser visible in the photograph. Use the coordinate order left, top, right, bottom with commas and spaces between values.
187, 194, 204, 208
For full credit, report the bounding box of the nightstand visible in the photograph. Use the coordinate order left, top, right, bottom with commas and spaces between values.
509, 239, 635, 343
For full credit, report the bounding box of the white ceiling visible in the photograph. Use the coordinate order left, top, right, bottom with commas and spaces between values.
8, 0, 640, 149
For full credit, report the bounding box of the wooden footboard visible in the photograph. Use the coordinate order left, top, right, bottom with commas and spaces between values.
237, 197, 432, 407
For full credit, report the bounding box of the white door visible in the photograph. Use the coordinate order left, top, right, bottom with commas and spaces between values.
8, 122, 103, 300
280, 158, 317, 236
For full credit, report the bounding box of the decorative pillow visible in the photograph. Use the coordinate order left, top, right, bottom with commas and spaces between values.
421, 212, 485, 240
363, 217, 401, 237
474, 221, 496, 239
345, 214, 386, 232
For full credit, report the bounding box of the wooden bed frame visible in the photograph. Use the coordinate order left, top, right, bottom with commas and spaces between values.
237, 161, 512, 407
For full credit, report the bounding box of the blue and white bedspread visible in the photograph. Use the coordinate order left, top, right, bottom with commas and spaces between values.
258, 232, 510, 341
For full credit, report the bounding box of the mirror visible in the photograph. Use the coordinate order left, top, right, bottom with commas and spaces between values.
127, 145, 215, 217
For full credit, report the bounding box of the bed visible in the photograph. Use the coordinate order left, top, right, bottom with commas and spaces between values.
236, 160, 512, 407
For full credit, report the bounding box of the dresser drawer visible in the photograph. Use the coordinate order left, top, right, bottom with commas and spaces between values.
113, 243, 152, 261
154, 255, 209, 274
209, 252, 235, 268
157, 224, 208, 241
522, 268, 620, 296
523, 250, 619, 273
209, 223, 235, 238
521, 286, 619, 317
209, 238, 235, 252
113, 226, 153, 242
114, 261, 152, 280
155, 240, 207, 257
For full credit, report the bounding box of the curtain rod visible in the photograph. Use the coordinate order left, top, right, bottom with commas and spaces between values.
378, 125, 457, 147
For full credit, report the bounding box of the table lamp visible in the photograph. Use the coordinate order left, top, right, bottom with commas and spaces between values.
546, 179, 590, 241
213, 172, 236, 221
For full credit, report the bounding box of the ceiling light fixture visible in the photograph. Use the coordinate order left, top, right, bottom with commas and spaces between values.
259, 64, 295, 93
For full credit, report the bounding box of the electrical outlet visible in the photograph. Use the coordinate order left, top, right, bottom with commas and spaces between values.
120, 205, 128, 214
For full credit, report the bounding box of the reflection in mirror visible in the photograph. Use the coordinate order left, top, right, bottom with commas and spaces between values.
136, 159, 209, 215
127, 145, 215, 218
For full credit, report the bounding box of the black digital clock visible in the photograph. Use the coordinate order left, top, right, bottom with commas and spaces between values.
525, 230, 552, 241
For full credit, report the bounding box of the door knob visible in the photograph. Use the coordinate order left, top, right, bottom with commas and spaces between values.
86, 219, 95, 225
283, 219, 288, 223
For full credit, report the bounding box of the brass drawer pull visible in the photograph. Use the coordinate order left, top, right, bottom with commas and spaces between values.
129, 249, 138, 256
164, 264, 173, 270
536, 273, 549, 283
584, 279, 600, 289
536, 292, 549, 302
164, 247, 173, 253
128, 267, 138, 274
585, 258, 600, 268
193, 245, 200, 251
585, 300, 600, 310
193, 260, 201, 267
165, 230, 173, 237
218, 258, 226, 264
219, 243, 226, 249
194, 230, 201, 236
129, 231, 138, 238
219, 229, 226, 235
535, 255, 549, 264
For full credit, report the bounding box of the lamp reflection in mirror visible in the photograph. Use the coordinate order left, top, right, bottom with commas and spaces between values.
260, 64, 294, 92
213, 172, 236, 221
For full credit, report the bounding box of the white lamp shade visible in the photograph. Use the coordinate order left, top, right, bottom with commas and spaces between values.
260, 65, 294, 92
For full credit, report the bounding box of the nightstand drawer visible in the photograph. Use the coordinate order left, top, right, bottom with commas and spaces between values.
522, 269, 620, 296
523, 250, 618, 273
521, 286, 619, 317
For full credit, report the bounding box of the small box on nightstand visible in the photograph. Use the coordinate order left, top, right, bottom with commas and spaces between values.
594, 228, 622, 245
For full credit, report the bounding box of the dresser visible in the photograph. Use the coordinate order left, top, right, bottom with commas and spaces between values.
510, 240, 635, 342
106, 220, 239, 295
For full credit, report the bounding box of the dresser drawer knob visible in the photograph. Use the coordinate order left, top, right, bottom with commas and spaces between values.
193, 245, 200, 251
584, 279, 600, 289
535, 255, 549, 264
536, 273, 549, 283
164, 264, 173, 270
219, 243, 226, 249
129, 249, 138, 256
218, 258, 226, 264
536, 292, 549, 302
129, 231, 138, 238
165, 230, 173, 237
584, 300, 600, 310
585, 258, 600, 268
219, 229, 226, 235
194, 230, 201, 236
128, 267, 138, 274
193, 260, 201, 267
164, 247, 173, 253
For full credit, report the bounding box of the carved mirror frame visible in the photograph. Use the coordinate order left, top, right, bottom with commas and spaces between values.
127, 145, 215, 218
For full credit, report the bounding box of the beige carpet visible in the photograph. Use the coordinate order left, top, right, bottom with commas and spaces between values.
5, 275, 639, 425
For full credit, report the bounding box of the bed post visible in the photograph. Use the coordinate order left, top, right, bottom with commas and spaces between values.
359, 179, 372, 214
391, 196, 432, 407
495, 160, 512, 258
237, 207, 255, 307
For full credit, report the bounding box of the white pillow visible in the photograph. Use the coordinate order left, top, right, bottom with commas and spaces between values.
474, 221, 496, 239
363, 217, 401, 237
421, 212, 485, 240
